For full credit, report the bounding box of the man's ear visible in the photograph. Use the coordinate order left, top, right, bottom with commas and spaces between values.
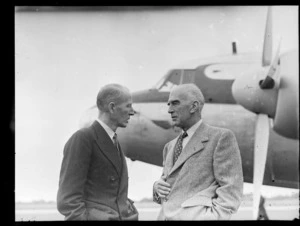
108, 102, 115, 113
190, 101, 199, 113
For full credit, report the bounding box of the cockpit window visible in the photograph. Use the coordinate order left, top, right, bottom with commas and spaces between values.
154, 69, 195, 92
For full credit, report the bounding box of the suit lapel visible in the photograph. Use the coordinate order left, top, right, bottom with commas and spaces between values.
163, 139, 177, 178
91, 121, 122, 176
168, 122, 209, 176
117, 142, 129, 177
118, 144, 128, 183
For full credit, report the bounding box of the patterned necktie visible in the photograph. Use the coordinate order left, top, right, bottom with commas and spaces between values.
173, 131, 188, 164
113, 133, 122, 160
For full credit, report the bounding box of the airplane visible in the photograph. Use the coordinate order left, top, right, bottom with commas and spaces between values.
79, 7, 299, 220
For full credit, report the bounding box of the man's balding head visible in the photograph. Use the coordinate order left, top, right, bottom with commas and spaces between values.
171, 84, 205, 112
96, 84, 131, 112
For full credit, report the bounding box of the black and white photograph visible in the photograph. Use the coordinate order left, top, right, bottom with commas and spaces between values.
15, 6, 298, 221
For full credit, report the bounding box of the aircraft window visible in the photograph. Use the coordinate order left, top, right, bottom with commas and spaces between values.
155, 70, 181, 91
153, 75, 168, 90
154, 69, 195, 92
159, 81, 178, 92
181, 70, 195, 84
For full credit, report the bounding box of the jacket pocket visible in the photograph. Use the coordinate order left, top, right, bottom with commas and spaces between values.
181, 195, 213, 208
127, 198, 138, 214
125, 199, 139, 220
86, 206, 119, 220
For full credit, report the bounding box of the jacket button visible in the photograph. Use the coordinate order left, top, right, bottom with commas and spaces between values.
110, 176, 116, 182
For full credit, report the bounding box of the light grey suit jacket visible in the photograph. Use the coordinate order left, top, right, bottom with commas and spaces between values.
153, 122, 243, 220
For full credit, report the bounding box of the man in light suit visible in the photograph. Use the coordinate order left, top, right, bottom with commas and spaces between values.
153, 84, 243, 220
57, 84, 138, 221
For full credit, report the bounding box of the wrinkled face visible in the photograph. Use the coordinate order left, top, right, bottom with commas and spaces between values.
113, 94, 135, 128
167, 88, 192, 130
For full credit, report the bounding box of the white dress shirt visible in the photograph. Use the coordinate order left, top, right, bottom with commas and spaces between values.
182, 119, 203, 149
96, 118, 115, 142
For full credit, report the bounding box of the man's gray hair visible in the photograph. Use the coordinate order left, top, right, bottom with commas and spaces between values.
178, 83, 205, 106
96, 84, 130, 112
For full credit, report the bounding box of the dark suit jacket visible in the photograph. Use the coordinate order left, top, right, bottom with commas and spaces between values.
57, 121, 138, 220
153, 122, 243, 220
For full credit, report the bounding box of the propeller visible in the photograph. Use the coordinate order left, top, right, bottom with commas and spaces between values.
231, 6, 299, 220
259, 38, 281, 89
247, 7, 275, 220
252, 114, 269, 219
262, 6, 272, 67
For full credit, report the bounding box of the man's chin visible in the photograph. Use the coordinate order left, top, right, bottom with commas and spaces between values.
171, 121, 179, 127
119, 122, 128, 128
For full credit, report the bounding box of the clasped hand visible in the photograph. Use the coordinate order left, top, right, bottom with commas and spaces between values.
154, 178, 171, 199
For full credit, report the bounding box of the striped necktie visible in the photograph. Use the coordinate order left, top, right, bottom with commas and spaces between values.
173, 131, 188, 164
113, 133, 122, 160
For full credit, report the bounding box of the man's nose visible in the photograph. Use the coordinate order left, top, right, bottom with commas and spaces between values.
130, 107, 135, 115
168, 105, 173, 114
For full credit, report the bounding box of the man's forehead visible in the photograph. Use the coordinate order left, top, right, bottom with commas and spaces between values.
168, 96, 178, 103
122, 96, 132, 103
116, 94, 132, 105
169, 88, 187, 99
121, 90, 131, 99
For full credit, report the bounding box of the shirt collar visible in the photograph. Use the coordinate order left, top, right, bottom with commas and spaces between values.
184, 119, 202, 138
96, 118, 115, 141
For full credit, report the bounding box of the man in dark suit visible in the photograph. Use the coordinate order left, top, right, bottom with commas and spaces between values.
153, 84, 243, 220
57, 84, 138, 221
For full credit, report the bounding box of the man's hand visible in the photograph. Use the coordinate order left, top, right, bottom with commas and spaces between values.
154, 178, 171, 199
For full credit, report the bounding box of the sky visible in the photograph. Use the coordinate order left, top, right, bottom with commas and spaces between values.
15, 6, 298, 202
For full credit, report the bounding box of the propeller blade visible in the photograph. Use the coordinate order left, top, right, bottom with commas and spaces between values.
253, 114, 270, 220
266, 37, 281, 78
260, 38, 282, 89
262, 6, 273, 67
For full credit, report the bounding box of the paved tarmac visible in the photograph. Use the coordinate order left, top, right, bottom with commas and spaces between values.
15, 205, 299, 221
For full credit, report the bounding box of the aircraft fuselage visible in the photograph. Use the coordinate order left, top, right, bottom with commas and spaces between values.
118, 102, 299, 189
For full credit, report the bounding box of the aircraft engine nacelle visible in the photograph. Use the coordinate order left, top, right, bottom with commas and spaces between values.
231, 50, 299, 140
231, 70, 278, 117
273, 50, 299, 139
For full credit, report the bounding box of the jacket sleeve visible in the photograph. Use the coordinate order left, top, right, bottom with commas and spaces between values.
57, 130, 92, 220
211, 129, 244, 218
153, 143, 169, 204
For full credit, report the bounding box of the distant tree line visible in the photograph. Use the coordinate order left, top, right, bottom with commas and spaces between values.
16, 200, 55, 204
242, 193, 299, 201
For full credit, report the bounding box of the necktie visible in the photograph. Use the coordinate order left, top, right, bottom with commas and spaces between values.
113, 133, 122, 160
173, 131, 188, 164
